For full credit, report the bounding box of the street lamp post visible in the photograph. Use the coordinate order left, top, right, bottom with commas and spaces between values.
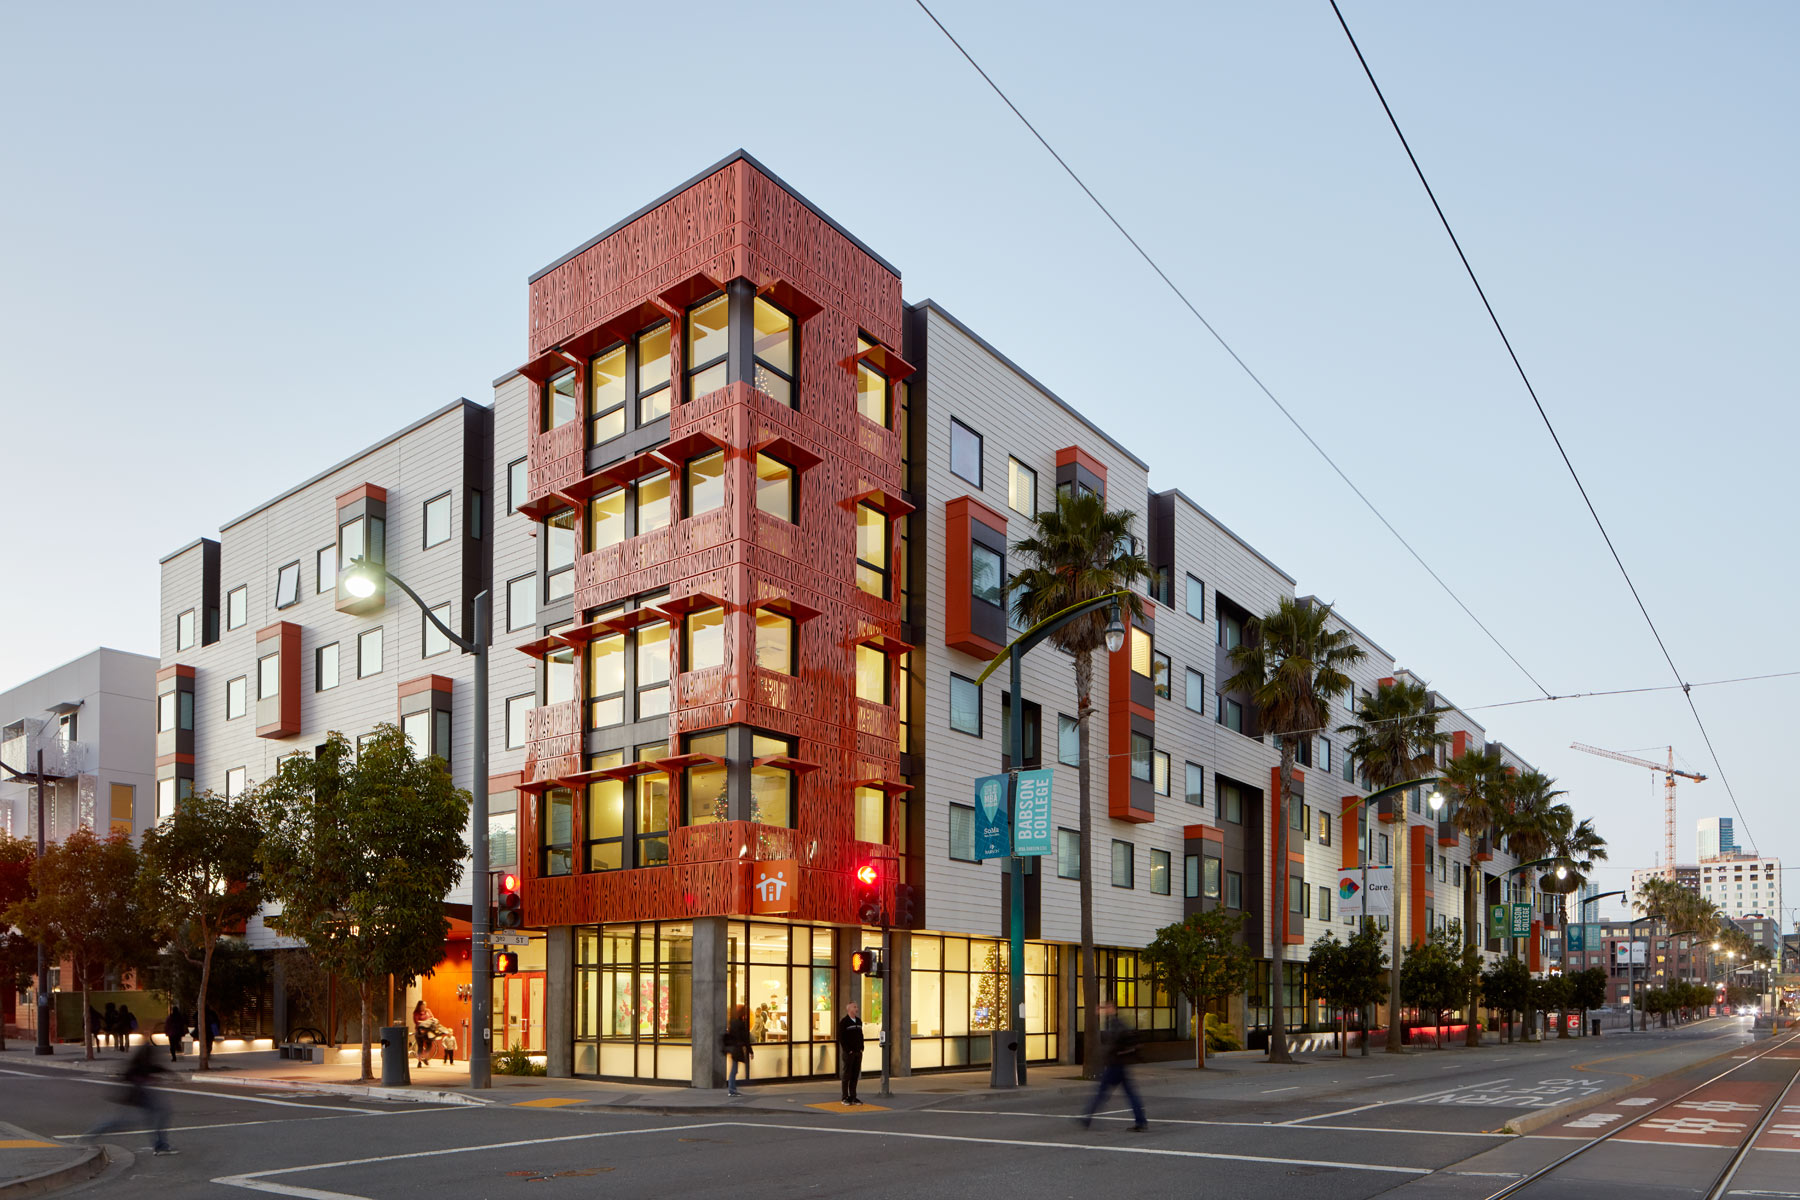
1573, 890, 1624, 1034
1336, 776, 1440, 1053
0, 748, 56, 1054
345, 558, 492, 1089
973, 590, 1129, 1088
1502, 856, 1576, 1041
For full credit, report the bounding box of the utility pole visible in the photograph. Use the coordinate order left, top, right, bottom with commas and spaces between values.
34, 749, 50, 1055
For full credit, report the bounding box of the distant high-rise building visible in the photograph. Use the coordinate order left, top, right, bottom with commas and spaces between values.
1698, 816, 1737, 862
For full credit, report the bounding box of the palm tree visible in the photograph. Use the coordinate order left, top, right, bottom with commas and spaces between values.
1440, 746, 1509, 1045
1499, 771, 1564, 1041
1224, 598, 1365, 1063
1010, 489, 1148, 1076
1339, 677, 1447, 1053
1633, 875, 1689, 1028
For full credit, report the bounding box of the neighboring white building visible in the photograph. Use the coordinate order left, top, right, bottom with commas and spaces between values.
1699, 854, 1784, 935
0, 648, 157, 842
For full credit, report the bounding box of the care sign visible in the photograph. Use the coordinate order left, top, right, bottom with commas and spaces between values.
974, 774, 1010, 861
1338, 867, 1392, 917
1011, 769, 1055, 857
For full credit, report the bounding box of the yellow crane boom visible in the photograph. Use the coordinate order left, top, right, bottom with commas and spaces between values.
1570, 743, 1706, 878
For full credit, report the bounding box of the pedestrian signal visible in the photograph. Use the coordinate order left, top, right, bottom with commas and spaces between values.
850, 948, 882, 977
495, 950, 519, 976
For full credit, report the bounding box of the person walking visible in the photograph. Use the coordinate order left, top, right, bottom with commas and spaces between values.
120, 1004, 138, 1049
723, 1004, 752, 1097
163, 1005, 187, 1063
83, 1041, 177, 1155
102, 1003, 119, 1051
1079, 1002, 1147, 1131
837, 1000, 865, 1105
412, 1000, 437, 1068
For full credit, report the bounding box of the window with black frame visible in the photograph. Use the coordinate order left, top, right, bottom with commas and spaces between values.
752, 298, 796, 406
544, 368, 579, 432
855, 503, 889, 599
685, 294, 729, 399
637, 322, 672, 424
541, 786, 574, 877
855, 337, 889, 427
751, 732, 796, 828
589, 345, 626, 446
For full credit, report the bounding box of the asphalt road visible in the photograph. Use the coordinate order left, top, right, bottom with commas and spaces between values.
0, 1018, 1777, 1200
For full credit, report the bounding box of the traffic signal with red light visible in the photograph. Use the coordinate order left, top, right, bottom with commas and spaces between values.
854, 861, 883, 925
494, 950, 519, 976
850, 948, 883, 977
496, 872, 523, 930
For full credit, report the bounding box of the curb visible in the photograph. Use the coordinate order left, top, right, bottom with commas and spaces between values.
195, 1074, 489, 1108
1500, 1030, 1760, 1135
0, 1146, 103, 1198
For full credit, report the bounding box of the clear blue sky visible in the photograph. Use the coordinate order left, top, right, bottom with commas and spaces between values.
3, 2, 1794, 920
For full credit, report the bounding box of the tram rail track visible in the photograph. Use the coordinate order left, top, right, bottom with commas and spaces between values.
1484, 1025, 1800, 1200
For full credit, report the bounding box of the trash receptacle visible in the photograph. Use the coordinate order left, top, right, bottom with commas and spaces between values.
990, 1034, 1019, 1088
1589, 1017, 1600, 1037
379, 1025, 411, 1087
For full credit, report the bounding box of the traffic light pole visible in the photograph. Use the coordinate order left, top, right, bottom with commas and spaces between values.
879, 918, 893, 1099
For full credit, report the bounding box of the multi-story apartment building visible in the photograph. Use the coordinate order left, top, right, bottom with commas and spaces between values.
1, 648, 156, 844
156, 151, 1572, 1082
157, 398, 542, 1045
1698, 854, 1783, 936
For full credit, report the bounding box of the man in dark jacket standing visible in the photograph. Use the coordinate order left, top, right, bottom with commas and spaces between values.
837, 1000, 865, 1105
1079, 1002, 1147, 1130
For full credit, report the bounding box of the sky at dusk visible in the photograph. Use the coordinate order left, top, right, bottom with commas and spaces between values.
3, 2, 1795, 921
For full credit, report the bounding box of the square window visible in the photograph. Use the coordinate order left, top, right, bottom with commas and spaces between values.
257, 652, 280, 700
316, 643, 339, 692
545, 508, 577, 600
1007, 457, 1037, 515
227, 585, 247, 631
507, 575, 536, 633
358, 627, 383, 678
1317, 809, 1332, 846
949, 803, 976, 862
1153, 751, 1170, 796
225, 767, 247, 798
684, 450, 725, 516
855, 503, 889, 599
505, 693, 533, 750
1151, 849, 1170, 895
1130, 625, 1152, 678
1185, 668, 1204, 713
275, 561, 301, 610
1185, 575, 1205, 621
423, 602, 453, 658
1185, 762, 1203, 807
316, 545, 336, 593
1221, 783, 1243, 824
544, 369, 579, 430
423, 493, 452, 548
949, 418, 983, 487
1111, 840, 1134, 889
1058, 828, 1081, 879
1226, 870, 1243, 909
1151, 651, 1170, 699
949, 674, 982, 736
1204, 857, 1222, 899
636, 323, 672, 423
855, 643, 890, 704
854, 785, 886, 843
1057, 714, 1079, 766
507, 458, 528, 513
226, 676, 246, 719
176, 609, 195, 651
756, 610, 796, 675
753, 299, 795, 406
856, 349, 890, 428
1222, 697, 1245, 733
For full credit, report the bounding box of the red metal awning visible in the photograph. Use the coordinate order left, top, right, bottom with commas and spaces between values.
596, 761, 663, 782
847, 487, 914, 518
660, 429, 730, 466
651, 752, 724, 773
754, 755, 821, 774
659, 591, 728, 619
753, 594, 823, 624
854, 632, 913, 657
596, 449, 675, 490
515, 635, 564, 661
849, 777, 914, 796
751, 434, 822, 474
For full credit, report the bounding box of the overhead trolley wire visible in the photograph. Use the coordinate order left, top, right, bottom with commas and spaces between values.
910, 0, 1554, 702
1327, 0, 1756, 854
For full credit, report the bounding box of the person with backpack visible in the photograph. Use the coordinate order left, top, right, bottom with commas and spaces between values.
1078, 1002, 1147, 1131
82, 1041, 177, 1155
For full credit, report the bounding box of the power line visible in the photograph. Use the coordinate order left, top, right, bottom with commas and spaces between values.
1326, 1, 1755, 856
1468, 669, 1800, 713
909, 0, 1552, 702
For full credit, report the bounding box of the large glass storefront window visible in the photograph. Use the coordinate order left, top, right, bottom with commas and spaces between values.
908, 934, 1059, 1069
574, 923, 693, 1081
730, 922, 838, 1081
1075, 948, 1175, 1046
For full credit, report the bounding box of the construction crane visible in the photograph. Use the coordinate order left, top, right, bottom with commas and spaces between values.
1570, 743, 1706, 879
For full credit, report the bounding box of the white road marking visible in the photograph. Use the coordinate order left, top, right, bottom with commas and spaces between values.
926, 1109, 1508, 1138
1618, 1097, 1659, 1106
1369, 1073, 1396, 1079
1261, 1087, 1300, 1094
1563, 1112, 1623, 1130
1281, 1080, 1512, 1124
1677, 1100, 1760, 1113
0, 1068, 380, 1115
1639, 1117, 1747, 1135
211, 1117, 1434, 1195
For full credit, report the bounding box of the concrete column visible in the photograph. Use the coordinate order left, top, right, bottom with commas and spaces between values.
271, 955, 288, 1043
690, 917, 728, 1089
1056, 944, 1077, 1064
890, 929, 911, 1076
544, 926, 575, 1078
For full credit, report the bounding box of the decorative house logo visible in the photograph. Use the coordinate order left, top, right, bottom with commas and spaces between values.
752, 859, 798, 914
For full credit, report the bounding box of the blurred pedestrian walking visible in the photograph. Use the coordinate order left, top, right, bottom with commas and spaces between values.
1079, 1002, 1147, 1131
163, 1005, 187, 1062
102, 1003, 121, 1051
83, 1041, 177, 1155
723, 1004, 752, 1097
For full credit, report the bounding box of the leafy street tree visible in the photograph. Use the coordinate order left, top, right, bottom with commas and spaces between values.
1400, 926, 1461, 1049
1340, 677, 1447, 1052
5, 829, 148, 1059
256, 727, 469, 1081
1568, 967, 1608, 1033
1449, 922, 1485, 1048
1011, 489, 1147, 1077
1482, 955, 1531, 1043
1440, 749, 1511, 1046
1224, 597, 1363, 1064
138, 790, 265, 1071
1141, 909, 1254, 1069
1309, 921, 1389, 1057
0, 834, 34, 1052
1535, 973, 1571, 1038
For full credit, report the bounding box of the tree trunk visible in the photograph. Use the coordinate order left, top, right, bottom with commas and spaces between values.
1268, 739, 1294, 1064
1075, 651, 1099, 1080
358, 978, 373, 1082
1465, 877, 1482, 1047
1195, 1000, 1207, 1069
196, 936, 216, 1071
82, 972, 94, 1061
1387, 808, 1404, 1053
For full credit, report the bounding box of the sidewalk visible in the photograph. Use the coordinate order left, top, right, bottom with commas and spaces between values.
0, 1120, 101, 1197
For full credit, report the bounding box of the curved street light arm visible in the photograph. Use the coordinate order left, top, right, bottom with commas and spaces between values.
347, 558, 477, 655
972, 589, 1134, 688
